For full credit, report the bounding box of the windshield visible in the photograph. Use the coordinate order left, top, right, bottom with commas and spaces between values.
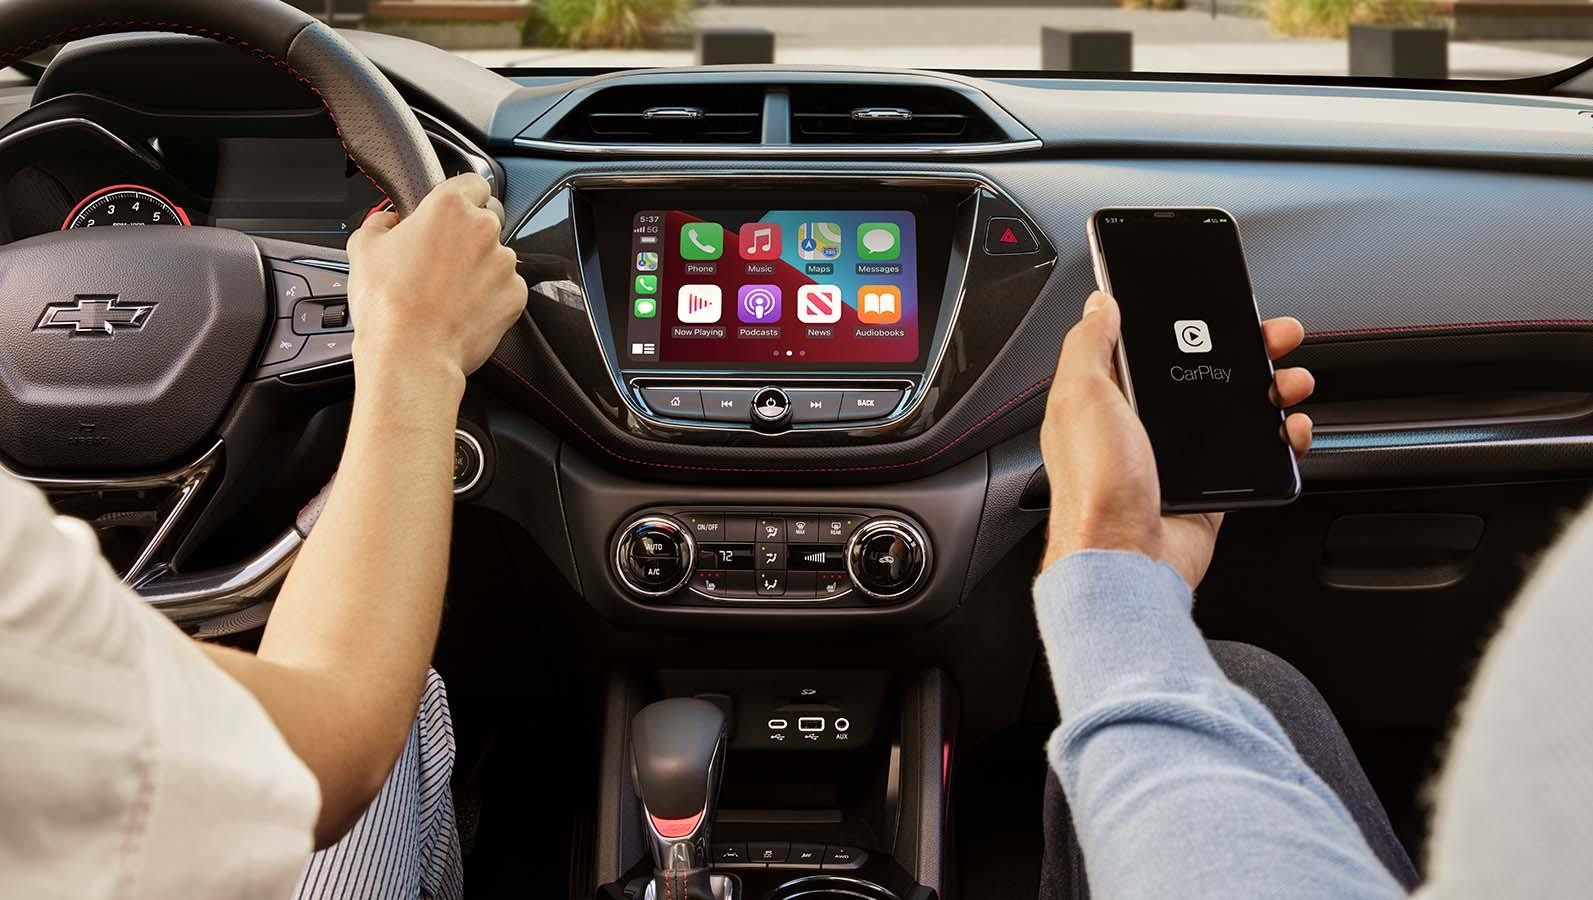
323, 0, 1589, 82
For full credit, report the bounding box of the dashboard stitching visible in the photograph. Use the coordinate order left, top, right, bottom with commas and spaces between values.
0, 20, 384, 195
489, 356, 1051, 474
1311, 320, 1593, 337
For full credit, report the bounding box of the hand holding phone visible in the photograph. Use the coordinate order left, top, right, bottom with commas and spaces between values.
1087, 208, 1305, 513
1039, 290, 1315, 587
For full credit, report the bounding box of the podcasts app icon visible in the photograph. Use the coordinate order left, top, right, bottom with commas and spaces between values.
738, 284, 782, 324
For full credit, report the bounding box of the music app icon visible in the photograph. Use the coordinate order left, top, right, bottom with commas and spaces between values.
738, 222, 782, 260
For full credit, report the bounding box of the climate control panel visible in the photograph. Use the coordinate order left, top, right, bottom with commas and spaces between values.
611, 507, 932, 607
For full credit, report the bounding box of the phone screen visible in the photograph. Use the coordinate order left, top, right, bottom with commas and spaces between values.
1091, 208, 1300, 510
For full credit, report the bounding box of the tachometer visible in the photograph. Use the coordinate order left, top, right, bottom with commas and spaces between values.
62, 185, 190, 230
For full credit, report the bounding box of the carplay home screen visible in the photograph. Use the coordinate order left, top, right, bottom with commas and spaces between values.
623, 209, 920, 366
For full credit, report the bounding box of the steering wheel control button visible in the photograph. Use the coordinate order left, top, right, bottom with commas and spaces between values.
819, 515, 863, 544
260, 321, 307, 366
299, 332, 355, 368
838, 389, 903, 422
614, 516, 695, 598
751, 387, 792, 429
272, 270, 312, 316
788, 389, 843, 423
452, 430, 485, 495
270, 260, 349, 298
320, 302, 350, 330
984, 217, 1039, 256
700, 388, 757, 422
641, 387, 703, 420
846, 518, 930, 602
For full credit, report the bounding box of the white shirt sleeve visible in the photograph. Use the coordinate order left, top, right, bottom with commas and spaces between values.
0, 471, 319, 900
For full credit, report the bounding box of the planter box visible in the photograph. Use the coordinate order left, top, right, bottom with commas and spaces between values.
1348, 24, 1448, 79
1041, 28, 1132, 72
365, 0, 530, 49
1435, 0, 1593, 39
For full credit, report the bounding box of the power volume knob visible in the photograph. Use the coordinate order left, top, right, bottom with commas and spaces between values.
845, 517, 930, 602
614, 515, 695, 598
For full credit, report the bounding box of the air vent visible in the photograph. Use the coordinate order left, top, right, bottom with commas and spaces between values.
789, 85, 1004, 144
547, 84, 763, 144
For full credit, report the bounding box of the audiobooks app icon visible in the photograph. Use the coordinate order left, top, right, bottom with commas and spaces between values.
857, 285, 902, 325
677, 284, 722, 323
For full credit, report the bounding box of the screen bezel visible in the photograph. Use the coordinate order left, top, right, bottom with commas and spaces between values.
1088, 206, 1301, 512
578, 186, 968, 376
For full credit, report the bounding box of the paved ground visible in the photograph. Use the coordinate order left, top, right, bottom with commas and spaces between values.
455, 5, 1589, 79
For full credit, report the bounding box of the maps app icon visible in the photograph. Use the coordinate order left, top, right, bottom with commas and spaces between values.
798, 221, 843, 261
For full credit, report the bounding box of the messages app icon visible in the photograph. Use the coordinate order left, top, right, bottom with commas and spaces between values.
856, 223, 901, 261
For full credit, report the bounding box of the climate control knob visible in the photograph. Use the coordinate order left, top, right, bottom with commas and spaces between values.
845, 517, 930, 602
614, 515, 696, 597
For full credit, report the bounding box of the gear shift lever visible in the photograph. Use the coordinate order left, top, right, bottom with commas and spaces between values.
631, 698, 733, 900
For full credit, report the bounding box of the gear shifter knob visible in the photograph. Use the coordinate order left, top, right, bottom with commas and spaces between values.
632, 697, 728, 874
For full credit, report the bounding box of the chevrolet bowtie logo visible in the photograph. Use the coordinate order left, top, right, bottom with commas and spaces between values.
36, 295, 155, 336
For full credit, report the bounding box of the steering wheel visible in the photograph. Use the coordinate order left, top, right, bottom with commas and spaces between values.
0, 0, 448, 627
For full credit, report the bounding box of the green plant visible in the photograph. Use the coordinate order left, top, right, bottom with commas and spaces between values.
1266, 0, 1432, 37
539, 0, 690, 48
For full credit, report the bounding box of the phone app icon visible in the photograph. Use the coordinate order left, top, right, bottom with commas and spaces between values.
633, 296, 658, 319
680, 223, 724, 260
739, 223, 782, 260
634, 274, 658, 295
677, 284, 722, 323
797, 221, 843, 261
797, 284, 843, 324
738, 284, 782, 323
635, 251, 659, 271
1173, 319, 1212, 353
856, 223, 901, 261
857, 285, 902, 325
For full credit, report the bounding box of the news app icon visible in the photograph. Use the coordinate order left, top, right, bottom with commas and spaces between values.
857, 285, 902, 325
1173, 319, 1212, 353
738, 284, 782, 324
796, 284, 843, 324
739, 223, 782, 260
677, 284, 722, 323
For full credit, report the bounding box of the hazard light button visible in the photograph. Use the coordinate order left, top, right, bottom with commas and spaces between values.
984, 217, 1039, 255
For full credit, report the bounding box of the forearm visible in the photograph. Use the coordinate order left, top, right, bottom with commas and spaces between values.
210, 357, 463, 845
1037, 551, 1403, 900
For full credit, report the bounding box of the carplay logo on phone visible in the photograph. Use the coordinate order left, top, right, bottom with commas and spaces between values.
1173, 319, 1212, 353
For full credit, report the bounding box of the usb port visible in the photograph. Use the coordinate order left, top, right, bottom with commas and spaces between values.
797, 717, 826, 732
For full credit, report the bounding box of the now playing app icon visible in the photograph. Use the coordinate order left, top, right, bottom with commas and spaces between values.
797, 284, 843, 324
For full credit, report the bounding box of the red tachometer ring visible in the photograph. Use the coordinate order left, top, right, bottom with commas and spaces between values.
60, 183, 192, 231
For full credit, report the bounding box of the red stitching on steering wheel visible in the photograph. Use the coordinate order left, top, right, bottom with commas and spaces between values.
0, 19, 383, 195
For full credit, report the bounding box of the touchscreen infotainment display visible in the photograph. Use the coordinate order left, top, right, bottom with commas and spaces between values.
622, 209, 920, 366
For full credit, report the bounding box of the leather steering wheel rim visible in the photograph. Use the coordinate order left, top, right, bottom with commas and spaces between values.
0, 0, 445, 215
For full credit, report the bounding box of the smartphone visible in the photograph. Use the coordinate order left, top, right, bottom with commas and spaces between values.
1087, 207, 1301, 512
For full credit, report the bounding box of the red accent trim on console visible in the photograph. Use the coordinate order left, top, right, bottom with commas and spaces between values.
1310, 319, 1593, 338
651, 810, 704, 839
60, 183, 191, 231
